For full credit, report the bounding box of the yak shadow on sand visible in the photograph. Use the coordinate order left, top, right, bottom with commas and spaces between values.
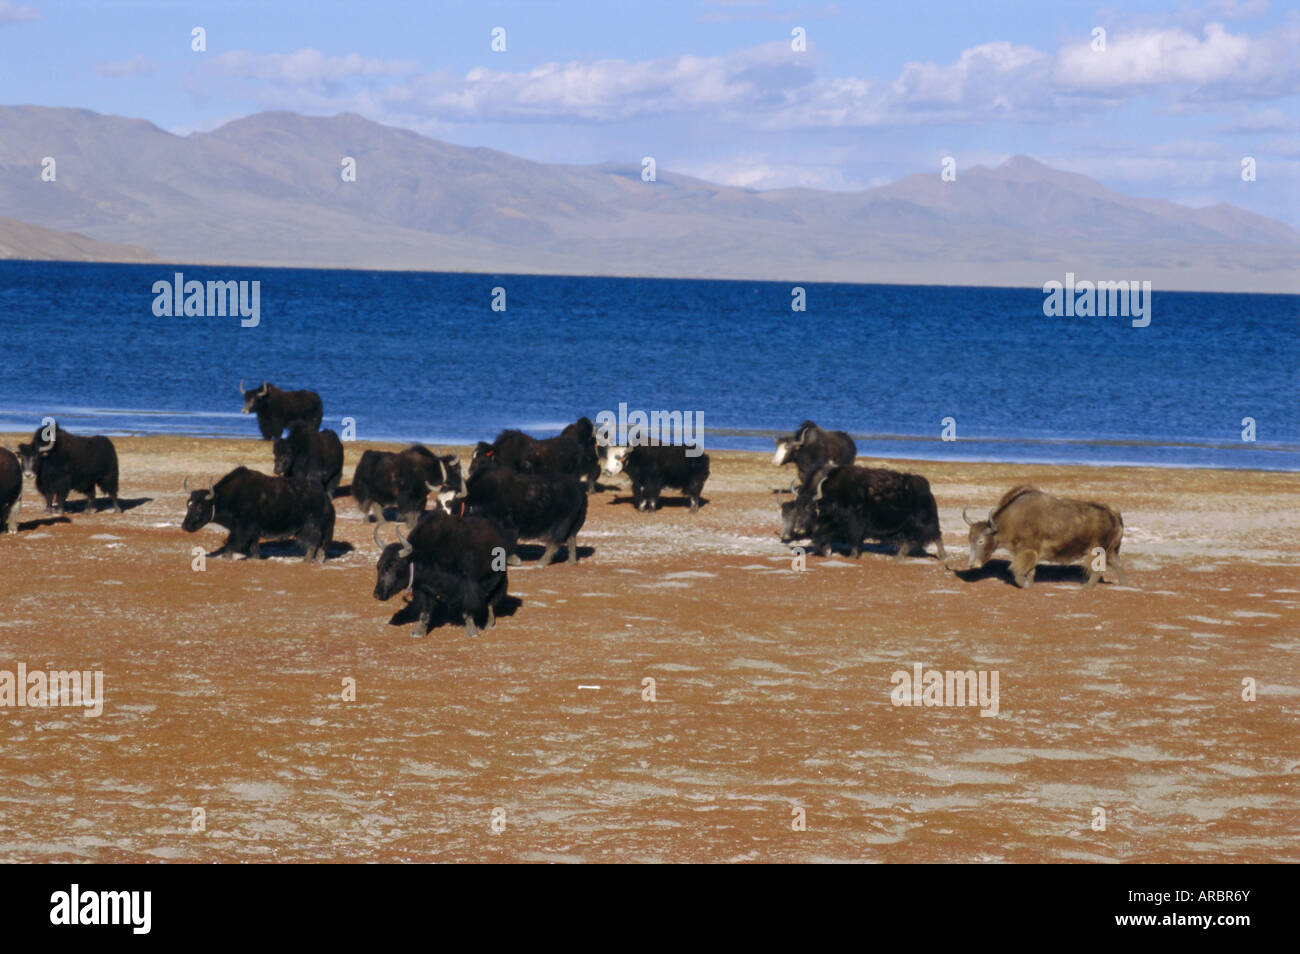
206, 539, 355, 561
606, 494, 709, 511
784, 539, 943, 560
950, 559, 1104, 587
84, 496, 151, 514
388, 594, 523, 632
12, 515, 72, 533
513, 542, 596, 563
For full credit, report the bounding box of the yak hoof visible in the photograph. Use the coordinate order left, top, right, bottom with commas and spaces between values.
464, 617, 479, 637
507, 553, 522, 567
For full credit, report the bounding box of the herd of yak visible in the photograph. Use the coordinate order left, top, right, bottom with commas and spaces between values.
0, 382, 1130, 637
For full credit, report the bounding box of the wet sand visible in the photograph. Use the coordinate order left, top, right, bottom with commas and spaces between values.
0, 435, 1297, 863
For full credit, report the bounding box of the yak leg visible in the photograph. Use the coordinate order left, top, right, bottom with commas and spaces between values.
539, 540, 560, 565
1108, 550, 1130, 586
933, 537, 947, 560
218, 532, 239, 559
566, 534, 579, 564
1009, 549, 1038, 588
892, 537, 910, 561
83, 489, 95, 513
463, 613, 479, 637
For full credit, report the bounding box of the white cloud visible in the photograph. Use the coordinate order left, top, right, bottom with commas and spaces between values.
0, 1, 39, 24
197, 19, 1298, 137
95, 54, 159, 78
211, 48, 417, 92
1054, 19, 1300, 100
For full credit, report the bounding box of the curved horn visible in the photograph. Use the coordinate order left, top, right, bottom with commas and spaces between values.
813, 474, 830, 502
258, 381, 269, 396
373, 523, 387, 550
183, 476, 191, 492
238, 378, 247, 395
986, 509, 997, 533
789, 478, 799, 494
204, 477, 215, 501
962, 507, 978, 526
407, 561, 416, 592
395, 522, 413, 558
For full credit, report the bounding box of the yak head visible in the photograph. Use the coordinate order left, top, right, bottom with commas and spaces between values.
963, 507, 999, 569
600, 445, 629, 477
271, 437, 290, 476
425, 452, 466, 514
16, 441, 42, 477
775, 478, 816, 543
772, 422, 820, 466
239, 379, 272, 415
373, 522, 415, 600
17, 422, 60, 476
270, 428, 308, 478
468, 441, 497, 479
182, 477, 217, 532
771, 436, 798, 467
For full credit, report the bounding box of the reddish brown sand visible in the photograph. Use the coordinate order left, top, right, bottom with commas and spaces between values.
0, 435, 1297, 863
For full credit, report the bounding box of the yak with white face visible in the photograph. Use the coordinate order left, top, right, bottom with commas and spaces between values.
772, 421, 857, 490
963, 485, 1128, 589
602, 444, 709, 513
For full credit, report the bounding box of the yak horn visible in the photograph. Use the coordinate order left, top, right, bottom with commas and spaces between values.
789, 478, 799, 494
238, 378, 247, 395
395, 522, 413, 557
204, 477, 215, 501
258, 381, 269, 396
813, 475, 830, 502
962, 507, 978, 526
373, 523, 387, 549
183, 476, 190, 492
407, 562, 416, 591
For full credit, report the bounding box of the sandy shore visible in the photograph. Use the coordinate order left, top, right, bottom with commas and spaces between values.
0, 434, 1297, 863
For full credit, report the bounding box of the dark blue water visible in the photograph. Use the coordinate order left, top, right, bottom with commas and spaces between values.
1, 261, 1296, 469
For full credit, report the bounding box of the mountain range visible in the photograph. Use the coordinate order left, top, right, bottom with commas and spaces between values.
0, 105, 1295, 292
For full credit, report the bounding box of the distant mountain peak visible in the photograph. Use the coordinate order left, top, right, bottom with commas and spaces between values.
0, 105, 1295, 292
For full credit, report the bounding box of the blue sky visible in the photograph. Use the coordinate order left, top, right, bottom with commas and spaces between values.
2, 0, 1297, 225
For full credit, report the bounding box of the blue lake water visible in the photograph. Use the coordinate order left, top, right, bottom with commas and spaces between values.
0, 260, 1296, 469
